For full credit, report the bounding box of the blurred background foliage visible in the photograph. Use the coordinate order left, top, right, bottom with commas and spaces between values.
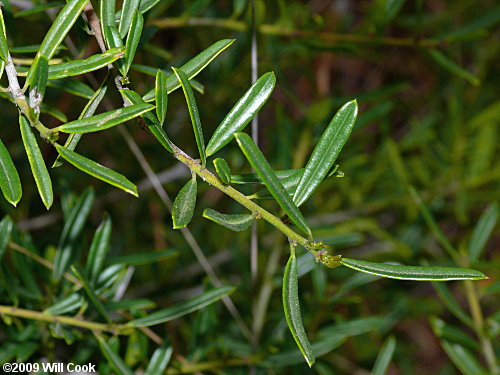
0, 0, 498, 373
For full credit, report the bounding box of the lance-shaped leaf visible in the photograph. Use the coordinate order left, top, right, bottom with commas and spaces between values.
47, 47, 125, 79
468, 202, 498, 263
107, 249, 177, 266
172, 178, 197, 229
0, 137, 22, 206
19, 116, 53, 209
85, 214, 112, 286
103, 25, 126, 75
54, 103, 154, 133
53, 78, 109, 167
28, 55, 48, 116
206, 72, 276, 156
143, 39, 235, 101
100, 0, 116, 45
0, 215, 13, 260
293, 100, 358, 207
118, 0, 140, 38
155, 69, 168, 124
120, 89, 174, 153
15, 3, 65, 18
144, 345, 173, 375
25, 0, 89, 85
54, 144, 138, 196
173, 67, 206, 165
213, 158, 231, 184
96, 335, 135, 375
44, 293, 84, 315
372, 336, 396, 375
203, 208, 254, 232
283, 252, 315, 367
48, 78, 94, 99
231, 168, 302, 184
235, 132, 311, 238
340, 258, 487, 281
123, 11, 143, 75
128, 286, 235, 327
53, 188, 95, 280
432, 282, 474, 327
440, 341, 488, 375
73, 266, 110, 322
429, 49, 480, 86
0, 8, 9, 61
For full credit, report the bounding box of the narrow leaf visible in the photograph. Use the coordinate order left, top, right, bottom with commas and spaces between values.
440, 341, 489, 375
213, 158, 231, 184
206, 72, 276, 156
203, 208, 254, 232
28, 55, 48, 116
54, 103, 154, 133
100, 0, 116, 42
143, 39, 235, 101
19, 115, 53, 209
85, 214, 112, 286
0, 215, 13, 260
123, 11, 143, 75
235, 132, 311, 238
468, 202, 498, 262
340, 258, 488, 281
429, 49, 480, 86
372, 336, 396, 375
145, 346, 173, 375
155, 69, 168, 124
0, 8, 9, 61
103, 25, 126, 75
96, 335, 135, 375
118, 0, 140, 38
73, 266, 111, 322
128, 286, 235, 327
293, 100, 358, 207
0, 137, 22, 206
47, 78, 94, 99
54, 144, 138, 196
44, 293, 84, 315
173, 67, 206, 165
47, 47, 125, 79
432, 282, 474, 327
172, 178, 197, 229
283, 252, 315, 367
107, 249, 177, 266
231, 169, 302, 184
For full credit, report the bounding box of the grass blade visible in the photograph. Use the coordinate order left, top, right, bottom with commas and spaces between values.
213, 158, 231, 184
0, 137, 22, 206
123, 11, 143, 75
206, 72, 276, 156
235, 132, 311, 238
372, 336, 396, 375
85, 214, 112, 287
118, 0, 140, 38
203, 208, 254, 232
144, 345, 173, 375
173, 67, 206, 165
340, 258, 487, 281
283, 251, 315, 367
54, 143, 138, 196
19, 115, 53, 209
143, 39, 235, 101
172, 178, 197, 229
468, 202, 498, 262
54, 103, 154, 133
293, 100, 358, 207
155, 69, 168, 125
128, 286, 235, 327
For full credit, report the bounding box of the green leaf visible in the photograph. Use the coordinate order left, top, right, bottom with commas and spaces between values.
440, 341, 489, 375
144, 345, 173, 375
283, 252, 315, 367
231, 169, 302, 184
54, 103, 154, 133
103, 25, 126, 76
120, 89, 174, 153
0, 215, 13, 260
14, 2, 65, 18
235, 132, 311, 238
128, 286, 235, 327
118, 0, 140, 38
107, 249, 177, 266
47, 78, 94, 99
139, 0, 160, 14
155, 69, 168, 125
28, 55, 48, 116
173, 67, 206, 165
96, 335, 135, 375
123, 11, 143, 75
143, 39, 235, 101
468, 202, 498, 262
293, 100, 358, 207
47, 47, 125, 79
19, 115, 53, 209
100, 0, 116, 44
54, 143, 138, 196
203, 208, 254, 232
172, 178, 197, 229
213, 158, 231, 184
73, 266, 111, 322
40, 103, 67, 122
206, 72, 276, 156
340, 258, 488, 281
53, 188, 95, 280
372, 336, 396, 375
44, 293, 84, 315
0, 137, 22, 206
432, 282, 474, 327
0, 8, 9, 61
429, 49, 480, 86
53, 78, 109, 167
85, 214, 112, 287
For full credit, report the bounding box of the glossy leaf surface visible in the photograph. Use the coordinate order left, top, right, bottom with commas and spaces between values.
0, 8, 8, 61
97, 335, 135, 375
283, 253, 315, 367
55, 103, 154, 133
340, 258, 487, 281
172, 178, 197, 229
123, 11, 143, 75
203, 208, 254, 232
128, 286, 235, 327
0, 137, 22, 206
100, 0, 116, 38
29, 55, 48, 112
44, 293, 84, 315
231, 169, 302, 184
213, 158, 231, 184
293, 100, 358, 207
144, 346, 173, 375
155, 69, 168, 124
103, 25, 125, 75
85, 215, 112, 286
19, 116, 53, 209
206, 72, 276, 156
118, 0, 140, 38
235, 132, 311, 238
